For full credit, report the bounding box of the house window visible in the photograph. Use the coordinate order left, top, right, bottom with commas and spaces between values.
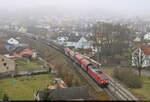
2, 58, 4, 61
6, 67, 9, 70
3, 63, 7, 67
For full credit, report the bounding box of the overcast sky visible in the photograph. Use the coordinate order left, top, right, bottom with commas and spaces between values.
0, 0, 150, 16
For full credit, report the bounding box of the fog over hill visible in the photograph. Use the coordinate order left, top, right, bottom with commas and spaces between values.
0, 0, 150, 18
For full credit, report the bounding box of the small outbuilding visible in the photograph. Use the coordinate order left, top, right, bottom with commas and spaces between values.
0, 54, 15, 73
7, 37, 19, 45
35, 86, 89, 101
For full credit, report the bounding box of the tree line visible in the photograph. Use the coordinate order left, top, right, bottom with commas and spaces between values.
92, 22, 131, 64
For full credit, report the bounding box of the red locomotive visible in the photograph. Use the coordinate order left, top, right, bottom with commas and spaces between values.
64, 48, 109, 87
88, 66, 109, 86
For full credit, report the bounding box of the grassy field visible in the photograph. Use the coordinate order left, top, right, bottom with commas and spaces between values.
103, 69, 150, 100
26, 39, 111, 100
16, 59, 47, 71
20, 37, 111, 100
0, 74, 54, 100
128, 75, 150, 100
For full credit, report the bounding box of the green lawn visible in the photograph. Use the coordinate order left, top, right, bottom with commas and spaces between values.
16, 60, 47, 71
128, 75, 150, 100
103, 69, 150, 100
0, 74, 54, 100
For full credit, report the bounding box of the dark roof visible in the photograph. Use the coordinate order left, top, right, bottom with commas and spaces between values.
38, 86, 89, 100
13, 47, 26, 53
68, 36, 81, 42
5, 43, 19, 52
68, 35, 91, 42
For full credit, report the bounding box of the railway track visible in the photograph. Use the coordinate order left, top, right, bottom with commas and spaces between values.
20, 34, 138, 100
25, 37, 117, 100
82, 55, 138, 100
43, 40, 103, 91
44, 40, 138, 101
68, 59, 103, 92
22, 36, 104, 92
41, 40, 121, 100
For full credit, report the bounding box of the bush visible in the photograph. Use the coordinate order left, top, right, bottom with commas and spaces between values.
42, 90, 53, 100
0, 90, 3, 99
148, 76, 150, 80
113, 69, 143, 88
113, 68, 119, 79
2, 94, 9, 101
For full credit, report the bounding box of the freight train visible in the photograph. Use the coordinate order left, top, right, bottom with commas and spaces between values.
29, 36, 109, 87
64, 47, 109, 87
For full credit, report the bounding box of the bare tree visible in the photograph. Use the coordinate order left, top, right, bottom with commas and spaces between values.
132, 48, 145, 77
92, 22, 102, 67
92, 22, 130, 65
14, 64, 18, 78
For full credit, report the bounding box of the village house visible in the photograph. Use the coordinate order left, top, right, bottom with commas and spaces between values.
134, 36, 141, 42
132, 45, 150, 67
65, 36, 92, 49
144, 33, 150, 41
4, 54, 15, 59
0, 54, 15, 73
34, 86, 89, 101
5, 38, 20, 52
53, 78, 67, 88
18, 27, 27, 33
57, 36, 69, 44
7, 37, 19, 45
13, 47, 37, 58
5, 44, 19, 52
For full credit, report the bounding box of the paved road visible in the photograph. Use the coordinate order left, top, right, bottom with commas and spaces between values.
103, 66, 150, 77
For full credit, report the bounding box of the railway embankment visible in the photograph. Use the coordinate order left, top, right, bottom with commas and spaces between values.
104, 68, 150, 100
21, 36, 111, 100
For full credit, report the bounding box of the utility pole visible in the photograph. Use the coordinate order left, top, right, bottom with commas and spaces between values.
94, 24, 99, 69
97, 33, 100, 69
82, 41, 84, 55
97, 23, 103, 70
93, 23, 102, 69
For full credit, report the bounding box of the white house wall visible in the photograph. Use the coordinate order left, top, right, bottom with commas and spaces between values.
144, 33, 150, 40
66, 42, 77, 47
7, 38, 19, 45
66, 41, 91, 49
132, 48, 150, 67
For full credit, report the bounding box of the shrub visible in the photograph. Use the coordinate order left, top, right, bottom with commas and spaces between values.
113, 69, 143, 88
42, 90, 53, 100
2, 94, 9, 101
113, 68, 118, 78
148, 76, 150, 80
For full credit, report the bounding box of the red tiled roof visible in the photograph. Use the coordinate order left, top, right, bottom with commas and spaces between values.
140, 45, 150, 55
18, 48, 34, 57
